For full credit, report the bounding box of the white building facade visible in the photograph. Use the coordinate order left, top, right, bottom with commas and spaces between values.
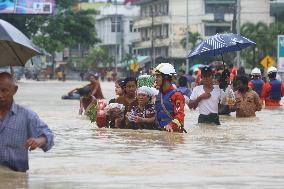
132, 0, 273, 60
95, 3, 140, 67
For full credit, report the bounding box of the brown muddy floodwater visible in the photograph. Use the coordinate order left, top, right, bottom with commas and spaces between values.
1, 80, 284, 189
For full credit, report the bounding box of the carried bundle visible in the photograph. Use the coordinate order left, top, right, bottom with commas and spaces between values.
87, 99, 108, 128
105, 103, 125, 113
137, 74, 155, 88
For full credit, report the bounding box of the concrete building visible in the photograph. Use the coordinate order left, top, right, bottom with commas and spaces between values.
270, 0, 284, 18
95, 3, 140, 67
132, 0, 273, 69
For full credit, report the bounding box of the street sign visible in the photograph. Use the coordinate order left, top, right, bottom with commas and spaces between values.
130, 63, 140, 72
260, 55, 275, 69
278, 35, 284, 71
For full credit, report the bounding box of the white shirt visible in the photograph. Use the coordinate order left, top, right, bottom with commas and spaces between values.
190, 85, 227, 115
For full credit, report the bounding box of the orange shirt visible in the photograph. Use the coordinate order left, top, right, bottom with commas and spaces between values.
261, 81, 284, 106
248, 81, 253, 90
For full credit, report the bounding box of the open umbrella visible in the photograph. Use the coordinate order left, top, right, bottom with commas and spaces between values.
189, 64, 204, 72
0, 19, 40, 67
187, 33, 256, 68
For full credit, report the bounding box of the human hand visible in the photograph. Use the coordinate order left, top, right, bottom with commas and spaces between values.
164, 124, 173, 132
25, 137, 47, 151
111, 108, 122, 118
134, 116, 143, 123
199, 93, 211, 100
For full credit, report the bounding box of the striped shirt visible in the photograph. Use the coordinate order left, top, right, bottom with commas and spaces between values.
0, 101, 54, 172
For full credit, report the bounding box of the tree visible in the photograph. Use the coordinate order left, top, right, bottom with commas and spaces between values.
241, 22, 284, 68
180, 31, 202, 50
82, 47, 114, 70
0, 0, 100, 55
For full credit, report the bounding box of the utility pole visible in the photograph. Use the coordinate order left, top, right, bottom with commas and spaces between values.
115, 0, 118, 73
151, 6, 155, 68
236, 0, 241, 69
185, 0, 189, 74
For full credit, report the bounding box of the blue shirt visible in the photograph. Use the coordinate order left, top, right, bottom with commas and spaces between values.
0, 101, 54, 172
177, 87, 192, 98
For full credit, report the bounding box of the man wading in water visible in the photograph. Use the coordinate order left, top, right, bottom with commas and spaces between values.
154, 63, 185, 133
188, 66, 229, 125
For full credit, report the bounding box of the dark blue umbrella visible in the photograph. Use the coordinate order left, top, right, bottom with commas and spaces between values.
187, 33, 256, 59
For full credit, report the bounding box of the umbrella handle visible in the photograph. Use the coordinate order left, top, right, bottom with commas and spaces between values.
221, 54, 225, 70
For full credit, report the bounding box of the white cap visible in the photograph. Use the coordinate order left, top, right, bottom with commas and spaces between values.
155, 63, 176, 75
137, 86, 155, 96
267, 66, 277, 74
251, 67, 261, 75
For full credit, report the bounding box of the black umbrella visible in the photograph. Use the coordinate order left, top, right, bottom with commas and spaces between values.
0, 19, 40, 67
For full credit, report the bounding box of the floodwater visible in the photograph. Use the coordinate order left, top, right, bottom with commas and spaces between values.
1, 80, 284, 189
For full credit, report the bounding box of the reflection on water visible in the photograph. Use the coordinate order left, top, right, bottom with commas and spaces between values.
1, 80, 283, 188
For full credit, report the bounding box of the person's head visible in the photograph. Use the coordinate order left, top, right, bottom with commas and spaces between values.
0, 72, 18, 107
188, 70, 193, 76
136, 86, 153, 107
115, 79, 125, 96
123, 77, 137, 98
213, 73, 221, 85
235, 75, 249, 92
178, 76, 188, 87
251, 67, 261, 79
179, 69, 185, 76
88, 74, 96, 83
267, 66, 277, 80
237, 67, 246, 76
201, 66, 213, 86
154, 63, 176, 90
94, 73, 99, 80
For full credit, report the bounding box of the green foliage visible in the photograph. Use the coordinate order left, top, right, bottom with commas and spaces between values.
180, 31, 202, 50
82, 47, 114, 70
241, 21, 284, 68
0, 0, 100, 55
122, 53, 138, 65
87, 103, 97, 123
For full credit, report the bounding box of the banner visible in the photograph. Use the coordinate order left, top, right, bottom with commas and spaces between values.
0, 0, 55, 14
278, 35, 284, 71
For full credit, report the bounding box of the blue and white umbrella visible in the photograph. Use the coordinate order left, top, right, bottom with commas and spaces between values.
187, 33, 256, 59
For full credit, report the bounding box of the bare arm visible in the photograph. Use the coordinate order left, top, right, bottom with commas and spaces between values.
188, 93, 211, 109
188, 97, 201, 109
254, 93, 262, 111
133, 116, 155, 124
91, 82, 99, 96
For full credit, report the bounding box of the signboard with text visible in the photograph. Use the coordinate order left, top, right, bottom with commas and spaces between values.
278, 35, 284, 71
0, 0, 55, 14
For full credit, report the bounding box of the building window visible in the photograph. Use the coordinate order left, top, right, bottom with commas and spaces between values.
205, 25, 231, 36
205, 0, 235, 14
111, 17, 121, 32
129, 46, 132, 54
129, 21, 134, 32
